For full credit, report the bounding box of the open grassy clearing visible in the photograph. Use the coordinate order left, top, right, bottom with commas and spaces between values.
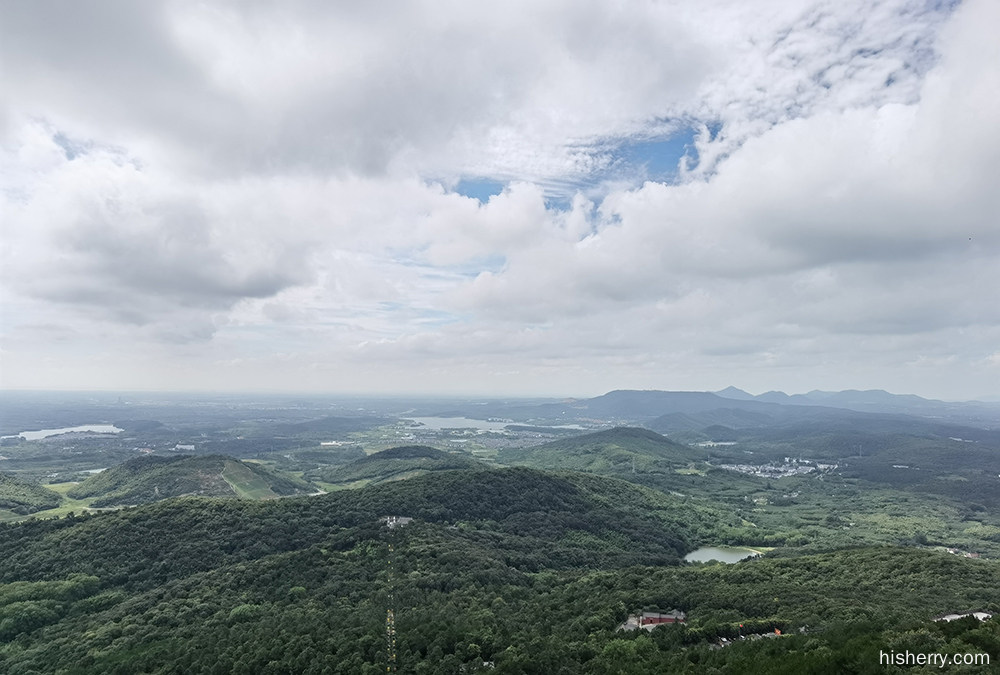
0, 482, 104, 522
221, 460, 279, 499
317, 478, 374, 491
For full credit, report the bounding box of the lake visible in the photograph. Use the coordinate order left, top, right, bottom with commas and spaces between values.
406, 417, 514, 432
12, 425, 124, 441
684, 546, 761, 564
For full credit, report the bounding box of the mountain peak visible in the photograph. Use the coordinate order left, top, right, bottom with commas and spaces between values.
715, 386, 755, 400
756, 390, 791, 402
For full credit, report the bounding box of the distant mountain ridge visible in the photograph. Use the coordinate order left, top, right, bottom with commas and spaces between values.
447, 387, 988, 425
491, 387, 1000, 428
715, 387, 1000, 423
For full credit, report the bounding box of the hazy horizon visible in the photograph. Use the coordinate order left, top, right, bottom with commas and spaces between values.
1, 385, 997, 406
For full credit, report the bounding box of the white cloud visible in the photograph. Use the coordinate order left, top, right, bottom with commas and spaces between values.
1, 0, 997, 399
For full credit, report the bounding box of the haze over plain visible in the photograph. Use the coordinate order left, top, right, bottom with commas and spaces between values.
1, 0, 998, 399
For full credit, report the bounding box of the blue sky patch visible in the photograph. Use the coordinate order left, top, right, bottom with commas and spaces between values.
53, 132, 93, 160
454, 178, 506, 203
605, 128, 697, 183
450, 124, 705, 209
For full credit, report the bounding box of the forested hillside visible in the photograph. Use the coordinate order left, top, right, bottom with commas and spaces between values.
497, 427, 704, 473
1, 468, 726, 586
0, 474, 61, 517
2, 410, 999, 672
0, 467, 997, 673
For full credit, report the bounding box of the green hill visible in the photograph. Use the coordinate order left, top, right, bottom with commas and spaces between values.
497, 426, 705, 474
2, 468, 725, 587
0, 473, 62, 517
495, 426, 789, 514
66, 455, 316, 507
313, 445, 485, 487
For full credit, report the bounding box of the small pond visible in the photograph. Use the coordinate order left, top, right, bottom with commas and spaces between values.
684, 546, 761, 564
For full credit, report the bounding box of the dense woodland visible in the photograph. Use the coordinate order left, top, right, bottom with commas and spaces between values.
0, 474, 61, 515
0, 467, 998, 673
2, 391, 1000, 672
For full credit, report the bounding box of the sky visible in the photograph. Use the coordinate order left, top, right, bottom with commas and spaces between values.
1, 0, 998, 400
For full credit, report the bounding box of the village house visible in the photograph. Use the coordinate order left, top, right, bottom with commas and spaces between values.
619, 610, 687, 631
382, 515, 414, 529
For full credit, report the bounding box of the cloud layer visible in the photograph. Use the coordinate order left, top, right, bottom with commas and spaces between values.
2, 0, 998, 399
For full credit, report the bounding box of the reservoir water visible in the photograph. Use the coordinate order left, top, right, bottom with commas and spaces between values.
12, 425, 124, 441
684, 546, 761, 564
406, 417, 514, 432
405, 417, 587, 432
